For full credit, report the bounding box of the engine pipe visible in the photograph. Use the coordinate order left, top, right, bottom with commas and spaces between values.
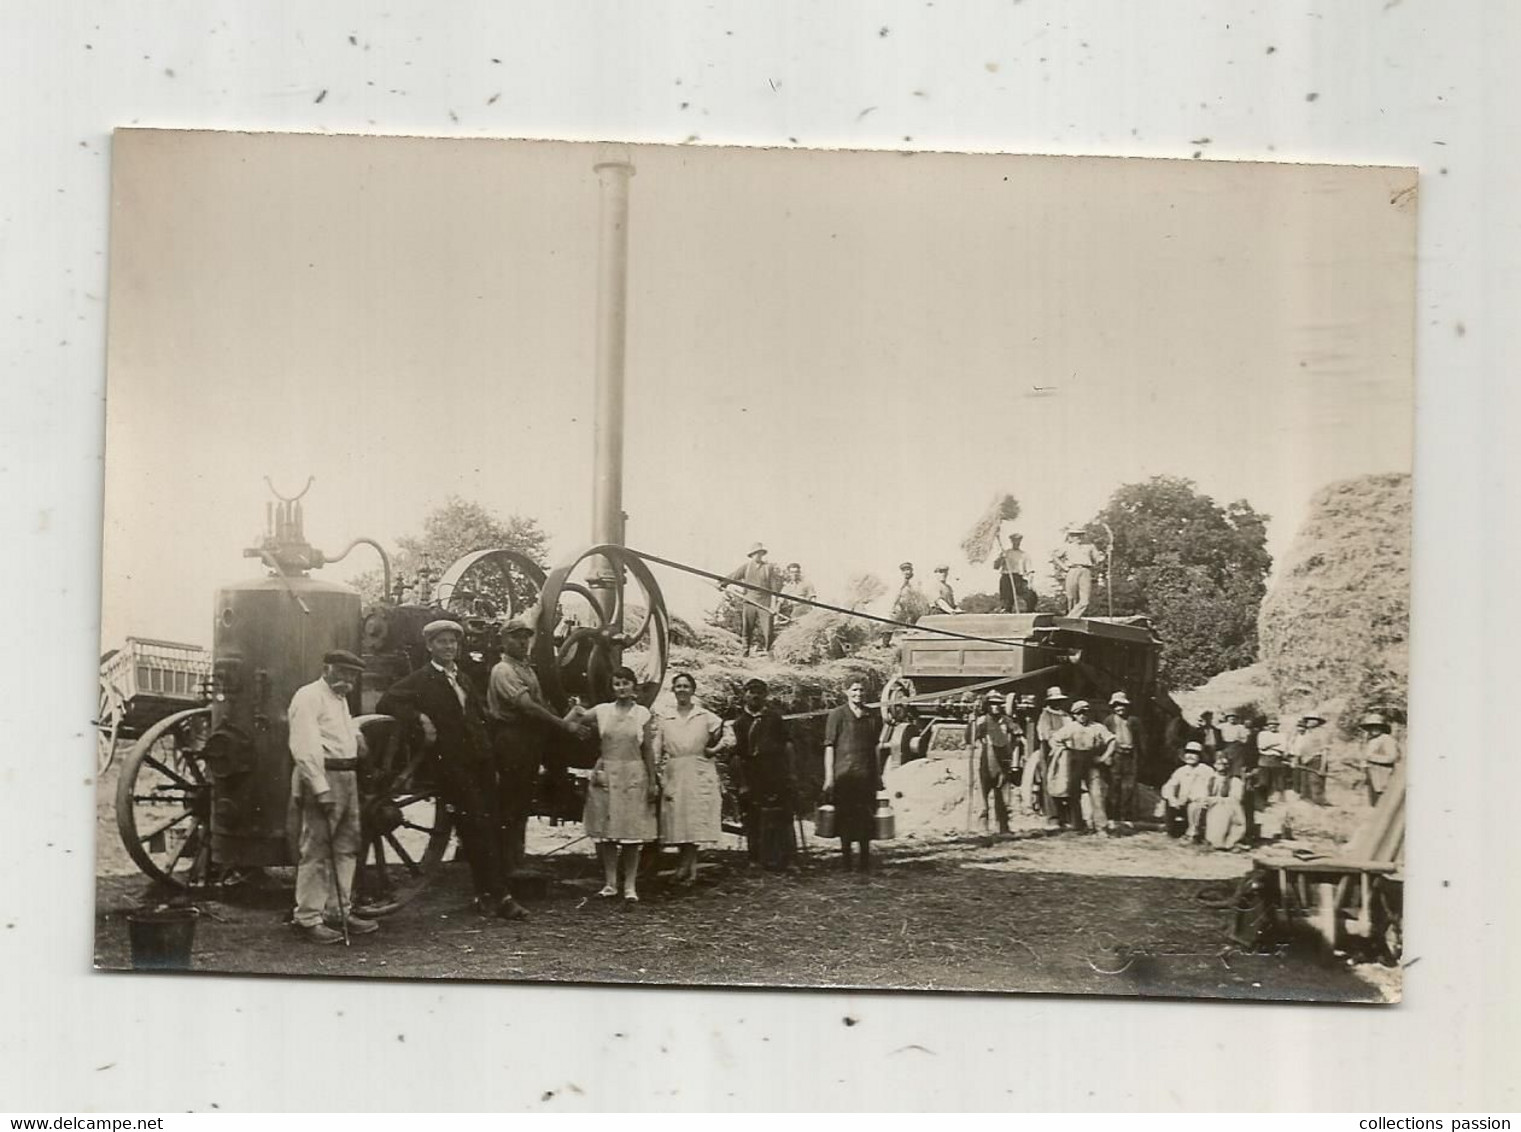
588, 153, 635, 639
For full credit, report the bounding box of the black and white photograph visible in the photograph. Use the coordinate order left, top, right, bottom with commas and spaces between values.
93, 129, 1415, 1004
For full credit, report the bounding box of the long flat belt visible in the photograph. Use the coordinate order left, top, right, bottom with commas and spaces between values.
324, 757, 359, 771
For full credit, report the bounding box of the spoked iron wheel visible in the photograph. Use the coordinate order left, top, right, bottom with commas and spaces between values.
879, 674, 918, 723
351, 715, 453, 915
97, 677, 126, 774
532, 544, 670, 710
114, 708, 214, 889
433, 548, 548, 622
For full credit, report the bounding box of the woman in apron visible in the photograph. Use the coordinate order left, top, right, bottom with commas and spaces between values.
578, 666, 659, 904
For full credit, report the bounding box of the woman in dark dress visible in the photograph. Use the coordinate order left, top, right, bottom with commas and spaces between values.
823, 680, 884, 872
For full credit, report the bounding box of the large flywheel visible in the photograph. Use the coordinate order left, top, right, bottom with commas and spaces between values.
532, 544, 669, 710
432, 548, 547, 621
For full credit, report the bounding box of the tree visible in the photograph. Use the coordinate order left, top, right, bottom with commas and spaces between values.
351, 496, 551, 610
1079, 476, 1271, 689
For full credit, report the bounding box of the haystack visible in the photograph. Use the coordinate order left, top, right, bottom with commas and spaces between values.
1258, 473, 1412, 732
771, 608, 876, 664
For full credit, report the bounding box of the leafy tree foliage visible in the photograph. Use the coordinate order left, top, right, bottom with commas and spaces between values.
351, 496, 550, 612
1078, 476, 1271, 689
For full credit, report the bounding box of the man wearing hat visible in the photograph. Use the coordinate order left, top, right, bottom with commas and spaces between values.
996, 532, 1034, 614
723, 543, 785, 657
378, 620, 514, 917
730, 678, 797, 869
1290, 713, 1330, 805
1054, 526, 1102, 618
1102, 691, 1144, 823
1050, 699, 1118, 833
968, 693, 1018, 833
488, 615, 582, 893
931, 565, 960, 615
287, 649, 376, 943
890, 561, 929, 630
1358, 712, 1402, 806
1030, 687, 1073, 822
1160, 742, 1216, 840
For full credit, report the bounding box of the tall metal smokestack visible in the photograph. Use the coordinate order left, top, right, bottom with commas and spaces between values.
589, 152, 635, 629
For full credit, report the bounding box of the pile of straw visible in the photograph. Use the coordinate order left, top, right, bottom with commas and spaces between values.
1258, 473, 1412, 734
771, 608, 877, 664
960, 492, 1021, 564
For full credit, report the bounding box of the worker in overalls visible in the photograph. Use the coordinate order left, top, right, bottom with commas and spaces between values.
969, 693, 1017, 833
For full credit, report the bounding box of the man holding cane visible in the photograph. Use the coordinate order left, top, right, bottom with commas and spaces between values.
288, 649, 377, 944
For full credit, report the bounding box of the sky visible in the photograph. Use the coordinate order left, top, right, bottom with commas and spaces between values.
102, 130, 1415, 648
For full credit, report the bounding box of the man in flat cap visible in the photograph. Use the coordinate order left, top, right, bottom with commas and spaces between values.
889, 561, 929, 635
288, 649, 375, 943
487, 614, 581, 892
723, 542, 785, 657
378, 620, 514, 917
931, 565, 960, 615
996, 532, 1034, 613
1050, 699, 1117, 833
731, 678, 797, 869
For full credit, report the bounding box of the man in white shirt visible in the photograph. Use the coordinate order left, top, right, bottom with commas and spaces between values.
1055, 527, 1103, 618
1161, 742, 1216, 841
288, 649, 377, 943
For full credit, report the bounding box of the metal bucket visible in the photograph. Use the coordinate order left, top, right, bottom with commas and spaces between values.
814, 804, 837, 839
873, 793, 896, 841
127, 907, 198, 970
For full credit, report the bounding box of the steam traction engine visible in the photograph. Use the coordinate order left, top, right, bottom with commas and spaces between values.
113, 485, 669, 908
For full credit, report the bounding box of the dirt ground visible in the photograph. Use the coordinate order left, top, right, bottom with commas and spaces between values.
95, 818, 1391, 1003
96, 739, 1396, 1003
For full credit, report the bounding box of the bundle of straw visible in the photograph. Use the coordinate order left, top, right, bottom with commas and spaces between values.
844, 572, 887, 611
960, 493, 1022, 564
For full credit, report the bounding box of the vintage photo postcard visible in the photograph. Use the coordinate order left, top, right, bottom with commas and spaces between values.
95, 129, 1414, 1002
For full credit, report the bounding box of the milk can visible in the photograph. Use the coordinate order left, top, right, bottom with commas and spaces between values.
873, 791, 896, 840
814, 803, 837, 839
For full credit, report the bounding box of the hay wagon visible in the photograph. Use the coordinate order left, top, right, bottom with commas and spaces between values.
97, 638, 213, 773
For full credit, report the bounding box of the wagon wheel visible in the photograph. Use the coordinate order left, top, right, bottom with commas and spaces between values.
350, 714, 453, 916
1375, 879, 1403, 967
880, 674, 918, 723
532, 544, 670, 710
115, 707, 214, 889
433, 548, 548, 621
97, 677, 127, 774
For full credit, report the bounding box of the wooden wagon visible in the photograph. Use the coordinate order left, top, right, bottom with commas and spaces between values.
1245, 761, 1405, 964
97, 638, 212, 772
